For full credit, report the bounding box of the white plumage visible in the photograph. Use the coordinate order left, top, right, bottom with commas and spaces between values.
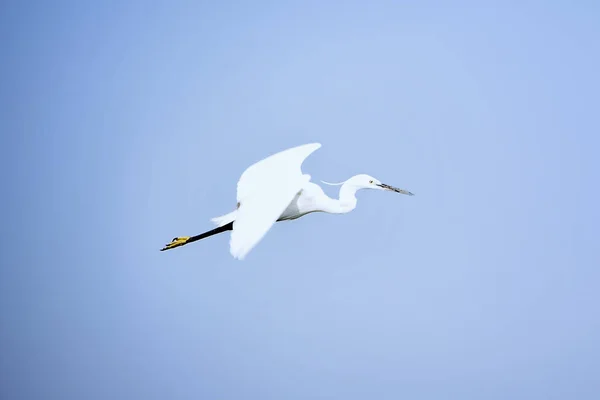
161, 143, 413, 260
219, 143, 320, 260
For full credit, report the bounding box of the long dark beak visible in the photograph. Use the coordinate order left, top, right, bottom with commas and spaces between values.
377, 183, 414, 196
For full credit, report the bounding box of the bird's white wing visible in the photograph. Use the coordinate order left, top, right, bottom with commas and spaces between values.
230, 143, 321, 260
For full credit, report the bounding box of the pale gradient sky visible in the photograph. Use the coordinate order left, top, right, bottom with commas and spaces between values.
1, 1, 599, 399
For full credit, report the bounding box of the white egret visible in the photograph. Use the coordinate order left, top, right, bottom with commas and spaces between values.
161, 143, 414, 260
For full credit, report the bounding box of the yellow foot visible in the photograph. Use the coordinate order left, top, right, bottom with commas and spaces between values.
160, 236, 190, 251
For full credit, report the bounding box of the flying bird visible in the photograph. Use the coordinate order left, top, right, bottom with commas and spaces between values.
160, 143, 414, 260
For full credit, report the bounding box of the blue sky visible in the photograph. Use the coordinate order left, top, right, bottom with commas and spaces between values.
1, 1, 599, 399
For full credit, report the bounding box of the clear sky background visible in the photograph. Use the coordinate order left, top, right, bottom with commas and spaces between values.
1, 1, 599, 399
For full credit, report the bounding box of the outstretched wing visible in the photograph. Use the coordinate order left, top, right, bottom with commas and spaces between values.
230, 143, 321, 260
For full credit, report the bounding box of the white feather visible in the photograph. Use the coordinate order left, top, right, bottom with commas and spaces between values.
210, 210, 237, 227
320, 179, 346, 186
229, 143, 321, 260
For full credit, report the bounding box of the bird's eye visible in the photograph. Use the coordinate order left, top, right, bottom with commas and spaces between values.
369, 180, 373, 184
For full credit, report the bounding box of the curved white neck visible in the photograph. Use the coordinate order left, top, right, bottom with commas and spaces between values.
322, 182, 358, 214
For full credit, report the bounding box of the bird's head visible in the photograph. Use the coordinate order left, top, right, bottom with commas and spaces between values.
322, 174, 414, 196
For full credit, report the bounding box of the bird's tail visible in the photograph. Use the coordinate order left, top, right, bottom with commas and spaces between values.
211, 210, 237, 227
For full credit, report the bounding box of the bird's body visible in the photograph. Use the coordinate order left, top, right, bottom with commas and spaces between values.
213, 180, 353, 226
161, 143, 413, 260
281, 180, 346, 219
